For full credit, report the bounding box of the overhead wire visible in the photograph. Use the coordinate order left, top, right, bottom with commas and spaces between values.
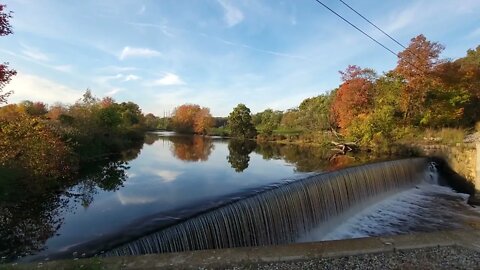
311, 0, 427, 75
337, 0, 407, 49
312, 0, 398, 57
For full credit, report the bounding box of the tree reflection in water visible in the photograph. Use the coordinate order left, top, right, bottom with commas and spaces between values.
0, 145, 141, 261
169, 135, 214, 162
227, 139, 257, 172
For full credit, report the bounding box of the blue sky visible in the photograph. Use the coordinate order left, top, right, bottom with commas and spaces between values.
1, 0, 479, 116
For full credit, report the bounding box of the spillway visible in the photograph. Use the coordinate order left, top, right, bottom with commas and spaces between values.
105, 158, 431, 256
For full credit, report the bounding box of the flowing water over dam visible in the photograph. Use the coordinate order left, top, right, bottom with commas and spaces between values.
103, 157, 477, 256
7, 134, 480, 262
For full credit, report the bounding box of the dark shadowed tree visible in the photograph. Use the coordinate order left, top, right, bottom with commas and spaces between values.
227, 104, 257, 138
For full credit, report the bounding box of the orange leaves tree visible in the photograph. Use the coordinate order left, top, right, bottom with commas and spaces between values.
394, 34, 444, 124
0, 4, 16, 104
330, 65, 376, 131
171, 104, 214, 134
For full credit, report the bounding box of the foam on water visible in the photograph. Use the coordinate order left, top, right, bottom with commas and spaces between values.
302, 183, 479, 242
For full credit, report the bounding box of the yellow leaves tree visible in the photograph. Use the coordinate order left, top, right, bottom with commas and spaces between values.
0, 113, 75, 179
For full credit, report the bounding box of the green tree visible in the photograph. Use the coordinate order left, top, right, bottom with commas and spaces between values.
227, 104, 257, 138
253, 109, 283, 135
297, 94, 333, 131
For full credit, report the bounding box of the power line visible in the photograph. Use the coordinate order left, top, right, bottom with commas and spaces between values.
312, 0, 398, 57
337, 0, 406, 49
311, 0, 429, 76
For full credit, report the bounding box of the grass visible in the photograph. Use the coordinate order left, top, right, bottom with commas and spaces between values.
422, 128, 465, 145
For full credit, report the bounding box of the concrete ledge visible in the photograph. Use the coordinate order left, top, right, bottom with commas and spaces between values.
3, 229, 480, 270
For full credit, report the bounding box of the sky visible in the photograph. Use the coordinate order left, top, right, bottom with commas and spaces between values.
0, 0, 479, 116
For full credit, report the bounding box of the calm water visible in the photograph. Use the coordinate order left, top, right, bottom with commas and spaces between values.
2, 132, 478, 262
1, 132, 360, 261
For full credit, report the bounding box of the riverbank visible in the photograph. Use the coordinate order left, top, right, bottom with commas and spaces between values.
3, 229, 480, 269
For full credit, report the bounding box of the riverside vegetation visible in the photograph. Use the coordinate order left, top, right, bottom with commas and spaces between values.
168, 35, 480, 152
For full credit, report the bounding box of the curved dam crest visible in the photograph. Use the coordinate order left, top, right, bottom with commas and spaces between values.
105, 158, 432, 256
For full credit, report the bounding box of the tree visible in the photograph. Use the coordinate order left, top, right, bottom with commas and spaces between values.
227, 104, 257, 138
331, 65, 376, 131
0, 5, 16, 104
171, 104, 214, 134
0, 114, 74, 178
193, 107, 214, 135
394, 34, 444, 123
144, 113, 161, 130
20, 101, 48, 116
253, 108, 283, 135
227, 139, 256, 172
297, 94, 333, 131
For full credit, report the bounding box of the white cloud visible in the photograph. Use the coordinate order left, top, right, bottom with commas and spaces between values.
217, 0, 244, 27
150, 73, 185, 86
105, 88, 123, 96
7, 73, 82, 104
20, 44, 49, 62
117, 192, 156, 205
123, 74, 140, 82
154, 170, 183, 182
119, 46, 161, 60
97, 65, 138, 73
53, 65, 73, 72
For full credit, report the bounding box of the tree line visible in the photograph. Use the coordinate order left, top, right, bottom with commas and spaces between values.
168, 35, 479, 151
0, 90, 160, 179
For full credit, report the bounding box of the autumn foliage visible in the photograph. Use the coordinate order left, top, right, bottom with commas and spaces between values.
331, 65, 376, 130
0, 113, 74, 179
171, 104, 214, 134
170, 136, 214, 162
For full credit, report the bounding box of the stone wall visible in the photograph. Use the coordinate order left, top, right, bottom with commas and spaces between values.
419, 143, 479, 189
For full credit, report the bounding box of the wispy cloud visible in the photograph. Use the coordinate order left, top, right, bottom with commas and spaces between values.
127, 22, 176, 37
137, 5, 146, 15
96, 73, 140, 84
20, 43, 49, 62
53, 65, 73, 72
105, 88, 124, 96
119, 46, 161, 60
149, 73, 185, 86
123, 74, 140, 82
217, 38, 307, 60
468, 27, 480, 39
97, 65, 138, 73
217, 0, 244, 27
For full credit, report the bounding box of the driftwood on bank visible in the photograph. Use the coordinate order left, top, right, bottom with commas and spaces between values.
329, 141, 359, 160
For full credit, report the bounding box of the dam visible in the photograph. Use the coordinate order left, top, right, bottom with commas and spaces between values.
5, 134, 480, 266
105, 158, 432, 256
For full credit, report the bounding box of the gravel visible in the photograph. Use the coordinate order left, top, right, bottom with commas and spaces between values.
220, 246, 480, 270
